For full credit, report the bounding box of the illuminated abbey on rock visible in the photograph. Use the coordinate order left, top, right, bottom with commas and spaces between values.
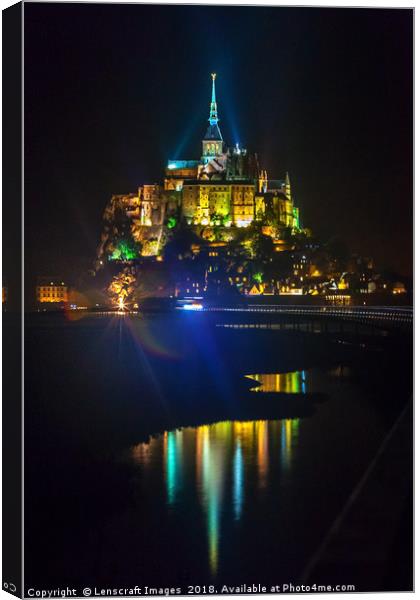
161, 74, 300, 230
100, 74, 302, 259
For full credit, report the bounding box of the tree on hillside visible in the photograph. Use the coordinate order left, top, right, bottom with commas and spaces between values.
251, 232, 274, 262
163, 224, 202, 262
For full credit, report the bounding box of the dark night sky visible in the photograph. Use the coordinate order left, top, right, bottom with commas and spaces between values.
24, 3, 413, 292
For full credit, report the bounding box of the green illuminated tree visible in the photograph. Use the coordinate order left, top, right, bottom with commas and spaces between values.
105, 202, 142, 262
166, 216, 177, 229
109, 237, 141, 261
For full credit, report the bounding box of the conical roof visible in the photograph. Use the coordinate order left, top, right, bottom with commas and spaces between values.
203, 123, 223, 141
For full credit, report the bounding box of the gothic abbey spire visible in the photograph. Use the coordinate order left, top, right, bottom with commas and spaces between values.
209, 73, 219, 126
202, 74, 223, 162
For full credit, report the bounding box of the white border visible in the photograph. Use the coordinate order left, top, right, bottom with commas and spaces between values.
0, 2, 414, 600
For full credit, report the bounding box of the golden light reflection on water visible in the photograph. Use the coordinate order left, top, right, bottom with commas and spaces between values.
245, 371, 307, 393
131, 417, 300, 577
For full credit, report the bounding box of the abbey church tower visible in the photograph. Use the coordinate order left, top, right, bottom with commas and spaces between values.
202, 74, 224, 163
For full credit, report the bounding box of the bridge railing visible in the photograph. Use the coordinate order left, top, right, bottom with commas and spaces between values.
203, 304, 413, 327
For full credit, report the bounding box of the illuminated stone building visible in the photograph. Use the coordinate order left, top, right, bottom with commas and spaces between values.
138, 184, 165, 226
101, 74, 302, 260
162, 73, 301, 231
180, 182, 256, 227
36, 278, 68, 304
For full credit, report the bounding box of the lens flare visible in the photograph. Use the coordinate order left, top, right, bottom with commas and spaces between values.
118, 296, 126, 311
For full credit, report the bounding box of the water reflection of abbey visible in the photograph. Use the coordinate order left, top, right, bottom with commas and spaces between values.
132, 418, 300, 576
112, 74, 301, 232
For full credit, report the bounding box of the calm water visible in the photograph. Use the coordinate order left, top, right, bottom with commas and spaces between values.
24, 312, 411, 591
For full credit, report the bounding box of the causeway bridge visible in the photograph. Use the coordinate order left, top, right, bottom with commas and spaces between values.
182, 304, 413, 336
